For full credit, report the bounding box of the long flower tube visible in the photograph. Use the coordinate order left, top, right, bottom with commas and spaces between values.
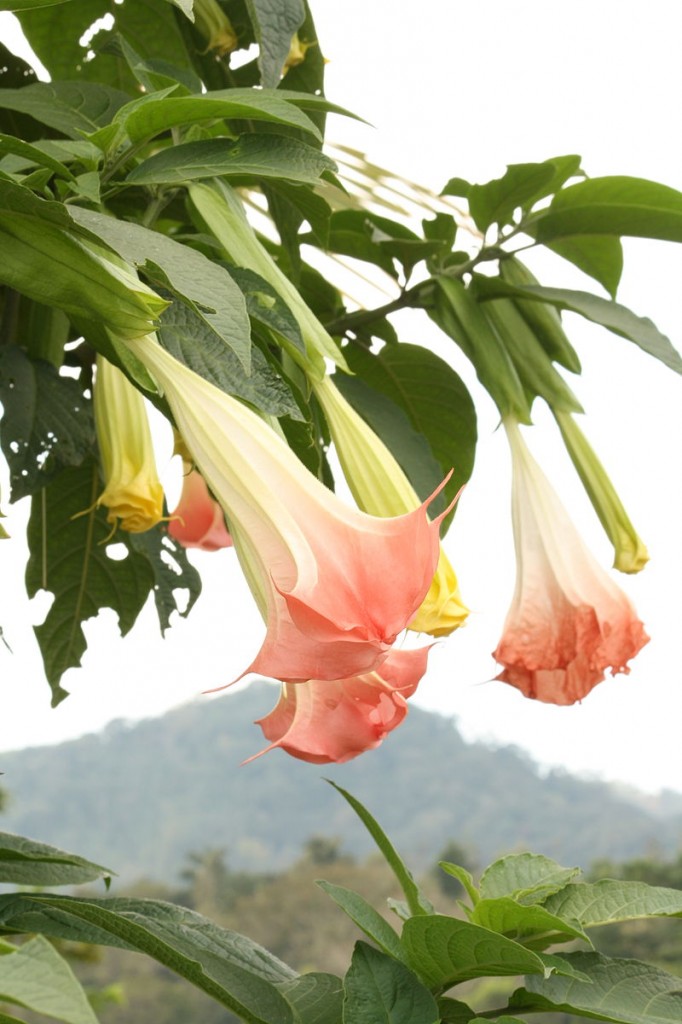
494, 419, 649, 705
249, 647, 432, 764
93, 355, 164, 533
125, 334, 451, 683
313, 375, 468, 637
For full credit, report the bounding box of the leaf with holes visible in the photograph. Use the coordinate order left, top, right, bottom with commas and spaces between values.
125, 524, 202, 635
25, 460, 155, 705
0, 347, 94, 503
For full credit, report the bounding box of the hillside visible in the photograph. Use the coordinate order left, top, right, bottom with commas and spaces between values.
1, 683, 680, 886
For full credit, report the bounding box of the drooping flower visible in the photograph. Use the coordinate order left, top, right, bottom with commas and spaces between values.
494, 419, 649, 705
126, 334, 449, 683
250, 647, 431, 764
94, 355, 164, 533
169, 461, 233, 552
314, 375, 468, 638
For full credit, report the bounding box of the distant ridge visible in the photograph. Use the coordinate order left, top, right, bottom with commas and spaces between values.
2, 683, 680, 885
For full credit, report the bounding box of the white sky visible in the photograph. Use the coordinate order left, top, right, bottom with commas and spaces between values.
0, 2, 680, 793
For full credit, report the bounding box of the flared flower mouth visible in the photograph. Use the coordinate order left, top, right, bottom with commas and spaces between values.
247, 646, 432, 764
494, 419, 649, 705
126, 334, 450, 684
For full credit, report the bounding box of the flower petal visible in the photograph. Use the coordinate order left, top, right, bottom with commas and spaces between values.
250, 646, 431, 764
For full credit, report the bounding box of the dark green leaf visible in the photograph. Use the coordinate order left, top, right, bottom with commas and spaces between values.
0, 347, 94, 502
227, 265, 305, 356
402, 915, 545, 988
340, 343, 477, 532
25, 461, 155, 705
437, 997, 477, 1022
316, 881, 407, 963
0, 0, 76, 9
158, 300, 300, 418
127, 133, 336, 187
0, 935, 97, 1024
0, 893, 295, 1024
0, 81, 129, 139
0, 132, 74, 179
119, 90, 321, 144
528, 175, 682, 243
511, 951, 682, 1023
19, 0, 192, 93
125, 524, 202, 634
470, 1018, 526, 1024
476, 277, 682, 374
0, 832, 113, 888
245, 0, 305, 88
342, 942, 439, 1024
265, 179, 332, 248
327, 782, 434, 917
543, 879, 682, 926
479, 853, 581, 904
70, 207, 252, 372
279, 973, 343, 1024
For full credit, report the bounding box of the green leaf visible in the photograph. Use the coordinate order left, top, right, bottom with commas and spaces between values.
339, 343, 477, 533
0, 133, 74, 180
18, 0, 193, 93
279, 973, 343, 1024
469, 1018, 527, 1024
245, 0, 305, 88
0, 935, 97, 1024
327, 782, 434, 917
470, 897, 590, 947
545, 235, 624, 297
125, 524, 202, 634
0, 81, 129, 139
468, 161, 558, 232
70, 207, 252, 372
439, 862, 479, 907
25, 461, 155, 706
511, 951, 682, 1023
528, 175, 682, 243
0, 894, 295, 1024
316, 881, 407, 964
436, 997, 477, 1022
0, 0, 73, 7
127, 133, 336, 187
227, 265, 305, 357
479, 853, 582, 904
119, 90, 321, 144
543, 879, 682, 926
342, 942, 439, 1024
0, 347, 95, 503
440, 177, 472, 199
402, 915, 545, 988
0, 832, 113, 888
476, 277, 682, 374
157, 300, 300, 419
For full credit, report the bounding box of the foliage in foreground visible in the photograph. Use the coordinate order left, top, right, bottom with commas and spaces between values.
2, 787, 682, 1024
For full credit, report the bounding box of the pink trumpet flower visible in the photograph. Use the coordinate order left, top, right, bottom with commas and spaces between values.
250, 647, 431, 764
494, 420, 649, 705
126, 335, 450, 683
169, 462, 233, 552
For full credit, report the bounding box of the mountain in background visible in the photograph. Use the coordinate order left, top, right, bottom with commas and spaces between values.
1, 683, 680, 886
